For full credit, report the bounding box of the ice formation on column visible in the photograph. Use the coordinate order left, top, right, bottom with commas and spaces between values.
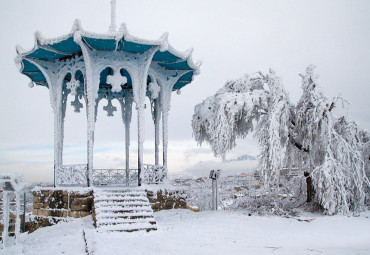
149, 80, 160, 100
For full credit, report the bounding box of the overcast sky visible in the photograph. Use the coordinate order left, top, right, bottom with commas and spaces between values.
1, 0, 370, 183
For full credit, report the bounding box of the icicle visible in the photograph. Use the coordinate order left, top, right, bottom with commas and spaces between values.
149, 80, 160, 100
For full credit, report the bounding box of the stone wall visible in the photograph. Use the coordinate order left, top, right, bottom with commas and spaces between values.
32, 188, 187, 217
146, 189, 187, 211
28, 187, 187, 233
32, 189, 93, 218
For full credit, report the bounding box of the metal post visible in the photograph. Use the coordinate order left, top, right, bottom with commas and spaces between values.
210, 170, 221, 211
215, 178, 218, 210
22, 192, 26, 233
212, 179, 216, 210
2, 191, 9, 248
15, 192, 20, 243
124, 95, 132, 186
137, 105, 144, 187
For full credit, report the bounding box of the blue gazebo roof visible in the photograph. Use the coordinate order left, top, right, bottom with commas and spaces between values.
16, 20, 200, 91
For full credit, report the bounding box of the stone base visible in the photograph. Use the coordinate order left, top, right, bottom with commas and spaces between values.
32, 188, 93, 218
146, 189, 187, 211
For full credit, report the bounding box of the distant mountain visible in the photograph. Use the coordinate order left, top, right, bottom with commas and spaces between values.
224, 154, 257, 163
182, 155, 259, 178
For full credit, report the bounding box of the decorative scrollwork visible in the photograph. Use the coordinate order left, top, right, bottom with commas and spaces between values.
142, 164, 167, 184
106, 70, 127, 93
71, 95, 83, 113
66, 77, 80, 96
56, 164, 88, 186
92, 165, 166, 186
93, 169, 126, 186
103, 93, 117, 117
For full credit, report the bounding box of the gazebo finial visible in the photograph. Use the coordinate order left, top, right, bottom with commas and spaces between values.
109, 0, 117, 33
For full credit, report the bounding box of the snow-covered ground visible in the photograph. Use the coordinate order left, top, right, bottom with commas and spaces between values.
2, 209, 370, 255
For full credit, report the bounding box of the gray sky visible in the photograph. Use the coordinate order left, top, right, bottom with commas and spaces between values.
1, 0, 370, 183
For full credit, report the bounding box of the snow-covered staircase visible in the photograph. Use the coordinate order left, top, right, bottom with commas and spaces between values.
93, 189, 157, 232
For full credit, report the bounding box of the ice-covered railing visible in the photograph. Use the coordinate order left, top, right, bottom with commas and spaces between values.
93, 165, 166, 186
56, 164, 88, 186
57, 164, 166, 186
93, 169, 135, 186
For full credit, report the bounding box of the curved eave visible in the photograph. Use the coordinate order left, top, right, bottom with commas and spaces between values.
173, 71, 195, 91
16, 21, 82, 60
19, 59, 48, 87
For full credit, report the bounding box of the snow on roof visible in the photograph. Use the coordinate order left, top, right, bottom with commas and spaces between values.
15, 20, 200, 90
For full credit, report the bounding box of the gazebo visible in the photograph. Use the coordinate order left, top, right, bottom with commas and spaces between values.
14, 1, 199, 187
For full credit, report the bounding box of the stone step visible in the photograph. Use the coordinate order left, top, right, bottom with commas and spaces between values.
96, 218, 156, 226
94, 192, 146, 196
94, 193, 146, 197
94, 197, 148, 202
95, 207, 153, 215
95, 202, 151, 207
94, 198, 148, 204
95, 203, 151, 208
97, 223, 157, 232
96, 214, 155, 220
96, 207, 153, 213
96, 212, 153, 219
95, 191, 146, 196
93, 188, 156, 233
94, 188, 145, 192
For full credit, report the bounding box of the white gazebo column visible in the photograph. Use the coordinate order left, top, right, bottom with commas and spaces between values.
130, 48, 158, 186
154, 98, 161, 165
24, 58, 66, 187
75, 35, 100, 187
157, 69, 191, 172
119, 92, 133, 185
161, 88, 170, 170
52, 84, 65, 187
149, 78, 161, 166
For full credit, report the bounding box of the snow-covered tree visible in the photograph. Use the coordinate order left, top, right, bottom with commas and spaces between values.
192, 65, 370, 214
